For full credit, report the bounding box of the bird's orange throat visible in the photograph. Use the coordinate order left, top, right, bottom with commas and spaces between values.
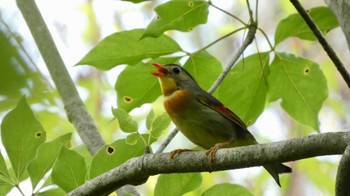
158, 77, 178, 96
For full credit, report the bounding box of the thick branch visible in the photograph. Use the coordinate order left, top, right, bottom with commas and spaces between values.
336, 144, 350, 195
16, 0, 105, 154
325, 0, 350, 50
68, 131, 350, 196
290, 0, 350, 88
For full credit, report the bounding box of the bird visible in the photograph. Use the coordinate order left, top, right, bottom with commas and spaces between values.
151, 62, 292, 187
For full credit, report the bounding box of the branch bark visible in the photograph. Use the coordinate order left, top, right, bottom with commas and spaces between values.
325, 0, 350, 50
16, 0, 105, 154
68, 131, 350, 196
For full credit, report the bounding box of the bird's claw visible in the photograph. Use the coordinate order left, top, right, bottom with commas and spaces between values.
169, 149, 194, 159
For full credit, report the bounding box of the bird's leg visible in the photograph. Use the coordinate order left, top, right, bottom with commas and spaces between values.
169, 149, 195, 159
205, 141, 232, 164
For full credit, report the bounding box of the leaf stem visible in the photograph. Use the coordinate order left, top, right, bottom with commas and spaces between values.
290, 0, 350, 88
208, 1, 247, 26
208, 23, 257, 94
192, 27, 246, 55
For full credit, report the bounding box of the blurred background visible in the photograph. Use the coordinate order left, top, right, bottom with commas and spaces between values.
0, 0, 349, 195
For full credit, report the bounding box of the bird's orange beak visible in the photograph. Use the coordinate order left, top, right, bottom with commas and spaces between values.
151, 63, 168, 77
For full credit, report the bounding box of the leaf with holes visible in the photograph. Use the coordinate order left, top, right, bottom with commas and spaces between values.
184, 50, 223, 92
142, 0, 209, 38
155, 173, 202, 196
89, 136, 149, 179
275, 6, 338, 45
77, 29, 182, 70
0, 96, 46, 180
268, 53, 328, 130
28, 133, 72, 189
112, 108, 138, 133
116, 58, 180, 111
51, 147, 87, 192
218, 53, 269, 126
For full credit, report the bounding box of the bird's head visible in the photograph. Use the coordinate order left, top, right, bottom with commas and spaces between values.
151, 63, 200, 96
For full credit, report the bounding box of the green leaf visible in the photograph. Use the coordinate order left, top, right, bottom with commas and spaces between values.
218, 53, 269, 126
143, 0, 209, 38
1, 96, 46, 180
89, 136, 148, 179
275, 6, 338, 45
184, 50, 223, 91
126, 132, 140, 145
201, 183, 253, 196
77, 29, 182, 70
151, 113, 171, 138
268, 53, 328, 130
28, 133, 72, 189
51, 147, 87, 192
112, 108, 138, 133
36, 188, 66, 196
116, 58, 180, 111
0, 151, 9, 179
146, 109, 155, 130
155, 173, 202, 196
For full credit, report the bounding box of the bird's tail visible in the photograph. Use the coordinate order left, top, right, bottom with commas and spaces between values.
263, 163, 292, 187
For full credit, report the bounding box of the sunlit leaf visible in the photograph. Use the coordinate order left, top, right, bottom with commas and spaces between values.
268, 53, 328, 130
36, 188, 66, 196
112, 108, 138, 133
77, 29, 182, 70
201, 183, 253, 196
151, 113, 171, 138
155, 173, 202, 196
275, 6, 338, 45
184, 50, 223, 91
218, 53, 269, 126
51, 147, 87, 192
28, 133, 72, 189
126, 132, 140, 145
0, 151, 9, 179
143, 0, 209, 38
1, 96, 46, 180
146, 109, 155, 130
116, 58, 180, 111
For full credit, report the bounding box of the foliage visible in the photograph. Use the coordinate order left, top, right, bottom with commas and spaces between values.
0, 0, 342, 195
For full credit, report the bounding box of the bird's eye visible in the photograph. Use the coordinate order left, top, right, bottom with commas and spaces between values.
172, 67, 181, 74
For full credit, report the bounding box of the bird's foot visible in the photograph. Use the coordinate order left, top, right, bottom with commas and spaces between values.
169, 149, 195, 159
205, 141, 231, 164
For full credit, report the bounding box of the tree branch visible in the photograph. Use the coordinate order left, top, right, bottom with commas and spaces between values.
68, 131, 350, 196
325, 0, 350, 50
290, 0, 350, 88
16, 0, 105, 154
336, 144, 350, 195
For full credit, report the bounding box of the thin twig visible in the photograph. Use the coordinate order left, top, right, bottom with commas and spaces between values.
290, 0, 350, 88
208, 23, 257, 93
208, 1, 247, 26
16, 0, 105, 155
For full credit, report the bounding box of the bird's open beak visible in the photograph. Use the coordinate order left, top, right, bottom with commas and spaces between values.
151, 62, 168, 77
